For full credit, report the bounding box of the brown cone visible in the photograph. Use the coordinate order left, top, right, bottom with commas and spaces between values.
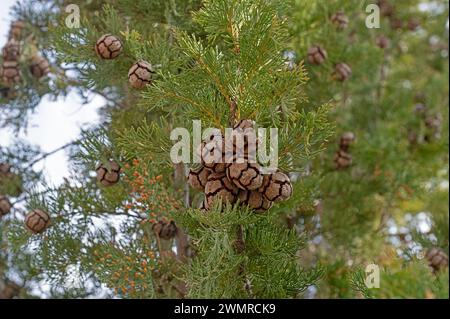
226, 161, 263, 191
330, 11, 349, 30
258, 171, 293, 202
25, 209, 50, 234
128, 60, 154, 89
425, 248, 449, 273
199, 134, 227, 173
96, 160, 121, 187
334, 63, 352, 82
334, 149, 352, 169
2, 39, 20, 61
339, 132, 356, 151
9, 21, 25, 40
95, 34, 123, 59
1, 60, 22, 85
307, 45, 327, 65
30, 55, 50, 79
0, 196, 12, 216
188, 165, 210, 191
204, 172, 238, 209
237, 189, 273, 213
376, 35, 390, 49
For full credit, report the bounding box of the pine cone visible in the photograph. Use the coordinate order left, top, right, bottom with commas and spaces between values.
226, 161, 263, 191
0, 280, 21, 299
2, 39, 20, 61
198, 134, 227, 173
25, 209, 50, 234
333, 63, 352, 82
390, 18, 403, 30
414, 92, 426, 103
307, 45, 327, 65
424, 114, 441, 130
96, 160, 121, 187
8, 21, 25, 40
225, 124, 259, 164
258, 171, 293, 202
0, 196, 12, 216
330, 11, 349, 30
424, 114, 442, 142
204, 172, 238, 209
128, 60, 154, 89
377, 0, 394, 17
187, 165, 210, 191
407, 129, 418, 145
334, 149, 352, 169
237, 189, 273, 212
0, 163, 11, 174
339, 132, 356, 151
376, 35, 390, 49
413, 103, 427, 116
407, 18, 420, 31
1, 61, 22, 85
233, 119, 256, 131
30, 55, 50, 79
95, 34, 123, 59
426, 248, 449, 273
153, 220, 177, 240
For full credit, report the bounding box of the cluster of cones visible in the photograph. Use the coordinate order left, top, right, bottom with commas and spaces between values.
188, 120, 293, 213
94, 34, 155, 89
304, 11, 351, 82
0, 20, 50, 93
333, 132, 356, 170
408, 95, 442, 145
1, 163, 51, 234
425, 247, 448, 274
378, 0, 421, 31
0, 163, 18, 217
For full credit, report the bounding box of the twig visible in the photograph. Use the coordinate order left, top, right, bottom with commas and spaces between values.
27, 140, 78, 169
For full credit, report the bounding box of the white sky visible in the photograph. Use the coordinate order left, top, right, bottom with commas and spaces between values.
0, 0, 103, 185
